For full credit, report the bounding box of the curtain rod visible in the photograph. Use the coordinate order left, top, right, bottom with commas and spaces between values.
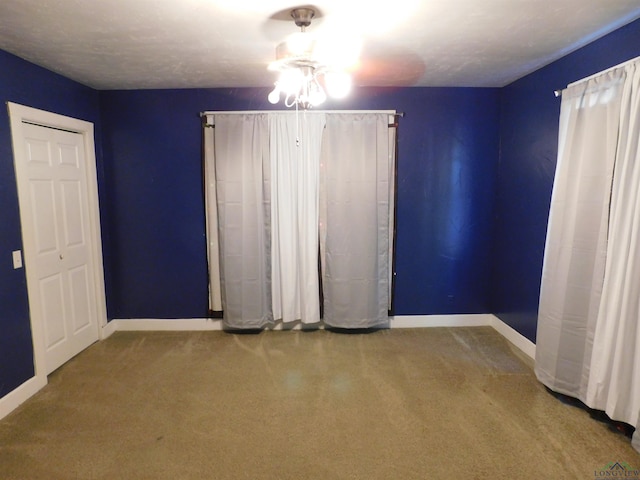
200, 110, 403, 117
554, 54, 640, 97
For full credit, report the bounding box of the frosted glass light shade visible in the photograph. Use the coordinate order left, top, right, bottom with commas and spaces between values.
324, 71, 352, 99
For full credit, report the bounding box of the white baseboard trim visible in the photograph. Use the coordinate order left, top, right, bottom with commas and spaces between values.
107, 314, 493, 332
0, 374, 47, 421
392, 314, 535, 361
105, 314, 535, 361
101, 319, 118, 338
107, 318, 224, 332
490, 316, 536, 360
391, 314, 493, 328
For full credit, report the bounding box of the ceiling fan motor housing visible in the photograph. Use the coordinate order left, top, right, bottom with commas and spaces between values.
291, 8, 315, 29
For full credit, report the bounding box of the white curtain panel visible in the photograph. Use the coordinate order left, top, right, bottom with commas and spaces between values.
535, 73, 623, 395
269, 113, 326, 324
586, 62, 640, 438
536, 58, 640, 450
212, 114, 273, 329
319, 113, 392, 328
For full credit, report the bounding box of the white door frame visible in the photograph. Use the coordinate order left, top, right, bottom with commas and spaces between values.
7, 102, 107, 384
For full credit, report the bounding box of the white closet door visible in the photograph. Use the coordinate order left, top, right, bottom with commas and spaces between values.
16, 122, 100, 374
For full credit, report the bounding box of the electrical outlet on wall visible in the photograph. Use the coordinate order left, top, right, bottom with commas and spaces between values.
12, 250, 22, 269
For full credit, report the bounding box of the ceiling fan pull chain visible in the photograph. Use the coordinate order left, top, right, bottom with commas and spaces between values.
295, 101, 300, 147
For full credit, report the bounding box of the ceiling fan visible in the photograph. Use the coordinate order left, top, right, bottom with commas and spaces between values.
266, 6, 359, 109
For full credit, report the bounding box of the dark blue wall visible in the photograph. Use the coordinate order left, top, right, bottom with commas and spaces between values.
492, 18, 640, 342
0, 50, 101, 398
99, 87, 501, 319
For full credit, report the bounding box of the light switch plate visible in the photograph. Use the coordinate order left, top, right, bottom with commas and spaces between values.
12, 250, 22, 269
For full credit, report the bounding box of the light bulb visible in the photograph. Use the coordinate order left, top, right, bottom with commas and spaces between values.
308, 83, 327, 106
324, 71, 352, 99
279, 69, 304, 96
268, 86, 280, 104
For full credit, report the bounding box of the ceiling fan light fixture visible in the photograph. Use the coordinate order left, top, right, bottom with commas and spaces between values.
267, 7, 355, 109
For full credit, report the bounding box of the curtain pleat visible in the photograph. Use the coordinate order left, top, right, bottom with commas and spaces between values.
388, 125, 397, 309
203, 114, 222, 312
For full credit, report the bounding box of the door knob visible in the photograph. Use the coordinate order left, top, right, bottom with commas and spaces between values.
59, 253, 64, 260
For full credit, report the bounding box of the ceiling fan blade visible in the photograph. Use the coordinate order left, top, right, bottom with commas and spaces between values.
353, 45, 426, 87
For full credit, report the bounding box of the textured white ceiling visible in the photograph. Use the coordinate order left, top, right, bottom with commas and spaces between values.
0, 0, 639, 90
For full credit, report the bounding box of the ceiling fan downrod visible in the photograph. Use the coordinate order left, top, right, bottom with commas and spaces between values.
291, 7, 315, 31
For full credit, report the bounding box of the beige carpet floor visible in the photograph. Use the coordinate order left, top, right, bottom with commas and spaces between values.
0, 327, 638, 479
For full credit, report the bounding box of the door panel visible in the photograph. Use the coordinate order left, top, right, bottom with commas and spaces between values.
25, 137, 51, 166
30, 180, 59, 254
58, 142, 79, 167
20, 122, 99, 374
61, 180, 85, 247
40, 273, 66, 348
69, 265, 92, 332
